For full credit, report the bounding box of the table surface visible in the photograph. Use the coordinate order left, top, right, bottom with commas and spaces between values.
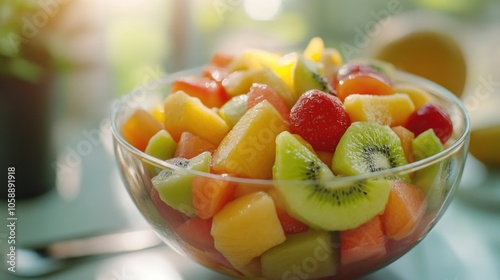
1, 120, 499, 280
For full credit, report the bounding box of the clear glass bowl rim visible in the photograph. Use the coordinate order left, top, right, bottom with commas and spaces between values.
110, 69, 470, 186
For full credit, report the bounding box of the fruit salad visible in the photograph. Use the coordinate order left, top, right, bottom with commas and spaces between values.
118, 37, 463, 279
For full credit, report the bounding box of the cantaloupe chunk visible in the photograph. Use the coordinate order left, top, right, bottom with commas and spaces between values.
344, 93, 415, 126
122, 108, 163, 152
380, 181, 427, 240
211, 191, 286, 269
212, 100, 288, 179
391, 126, 415, 164
340, 216, 387, 265
174, 132, 217, 159
163, 91, 229, 145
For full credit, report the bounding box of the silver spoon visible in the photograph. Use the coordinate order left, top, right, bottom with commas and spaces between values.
7, 229, 163, 278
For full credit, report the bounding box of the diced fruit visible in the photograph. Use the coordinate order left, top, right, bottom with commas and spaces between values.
267, 188, 309, 234
150, 104, 165, 124
344, 93, 415, 127
261, 230, 339, 280
222, 68, 295, 108
412, 129, 449, 209
163, 91, 229, 145
273, 131, 392, 231
271, 52, 297, 89
122, 108, 163, 152
405, 102, 453, 144
331, 122, 409, 180
151, 152, 211, 217
211, 192, 286, 269
192, 176, 237, 219
150, 187, 190, 229
303, 37, 325, 62
210, 52, 234, 68
336, 61, 393, 85
380, 181, 427, 240
290, 89, 351, 152
176, 217, 215, 252
228, 49, 281, 72
316, 150, 335, 169
217, 94, 248, 127
175, 218, 232, 269
202, 65, 229, 84
171, 76, 229, 108
340, 216, 387, 265
212, 100, 288, 179
394, 83, 432, 110
145, 130, 177, 160
174, 132, 217, 159
293, 55, 333, 99
247, 83, 290, 122
322, 48, 343, 84
336, 72, 395, 102
391, 126, 415, 164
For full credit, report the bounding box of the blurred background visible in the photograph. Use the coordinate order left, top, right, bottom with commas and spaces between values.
1, 0, 499, 279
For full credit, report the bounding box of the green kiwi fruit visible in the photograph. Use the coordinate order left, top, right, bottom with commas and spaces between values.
412, 129, 451, 209
293, 55, 333, 97
151, 151, 211, 217
261, 230, 339, 280
273, 131, 392, 231
332, 122, 409, 182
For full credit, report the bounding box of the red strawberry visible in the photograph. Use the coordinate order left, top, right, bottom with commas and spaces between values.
405, 102, 453, 144
290, 89, 351, 152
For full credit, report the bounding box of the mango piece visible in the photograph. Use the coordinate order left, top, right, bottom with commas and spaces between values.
211, 192, 286, 269
228, 49, 281, 72
303, 37, 325, 62
122, 108, 163, 152
391, 126, 415, 164
344, 93, 415, 127
222, 68, 295, 108
163, 91, 229, 145
394, 83, 432, 110
212, 100, 289, 179
271, 52, 297, 90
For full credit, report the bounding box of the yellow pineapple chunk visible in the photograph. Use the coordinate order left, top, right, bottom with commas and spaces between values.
228, 49, 281, 72
163, 91, 229, 145
222, 67, 295, 108
212, 100, 288, 179
211, 192, 286, 269
394, 83, 432, 110
303, 37, 325, 62
344, 93, 415, 127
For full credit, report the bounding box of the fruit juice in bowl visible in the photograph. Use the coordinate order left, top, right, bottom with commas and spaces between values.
111, 38, 470, 279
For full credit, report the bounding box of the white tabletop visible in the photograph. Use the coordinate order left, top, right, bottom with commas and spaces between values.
1, 120, 499, 280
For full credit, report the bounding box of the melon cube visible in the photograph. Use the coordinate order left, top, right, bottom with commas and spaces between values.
163, 91, 229, 145
212, 100, 289, 179
344, 93, 415, 127
211, 191, 286, 269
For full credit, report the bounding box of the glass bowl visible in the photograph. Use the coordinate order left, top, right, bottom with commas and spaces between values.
111, 70, 469, 279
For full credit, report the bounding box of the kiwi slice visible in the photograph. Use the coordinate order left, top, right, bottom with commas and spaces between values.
151, 151, 211, 217
293, 55, 333, 97
332, 122, 409, 182
412, 129, 451, 209
273, 131, 392, 231
261, 230, 339, 280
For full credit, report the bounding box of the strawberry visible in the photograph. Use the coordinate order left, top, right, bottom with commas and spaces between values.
405, 102, 453, 144
289, 89, 351, 152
